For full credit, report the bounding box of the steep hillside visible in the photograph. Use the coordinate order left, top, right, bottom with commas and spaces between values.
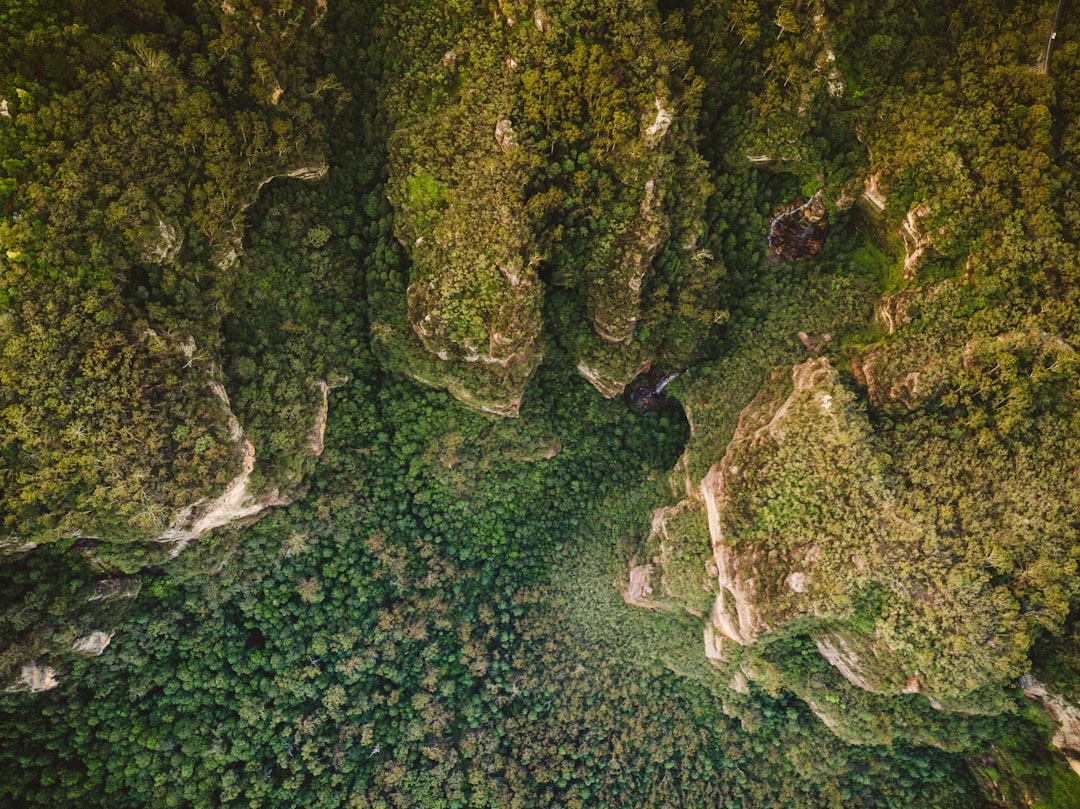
373, 0, 723, 413
2, 1, 1080, 807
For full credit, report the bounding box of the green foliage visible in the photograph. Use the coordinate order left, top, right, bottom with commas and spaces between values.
0, 355, 986, 808
0, 0, 341, 553
1, 1, 1080, 807
375, 0, 724, 410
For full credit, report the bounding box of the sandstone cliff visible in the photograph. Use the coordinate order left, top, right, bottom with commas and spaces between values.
628, 335, 1080, 745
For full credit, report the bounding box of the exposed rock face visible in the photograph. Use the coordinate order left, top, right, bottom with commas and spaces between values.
815, 633, 880, 693
629, 357, 993, 707
308, 378, 334, 456
72, 631, 114, 656
215, 162, 329, 270
631, 283, 1080, 746
268, 163, 330, 185
899, 204, 932, 275
159, 438, 271, 556
381, 0, 712, 413
642, 98, 673, 148
0, 540, 38, 555
157, 341, 334, 554
138, 209, 184, 265
852, 299, 1075, 414
577, 360, 651, 400
859, 172, 937, 276
862, 173, 887, 212
387, 90, 544, 416
1022, 676, 1080, 776
13, 662, 58, 692
623, 562, 657, 609
586, 176, 668, 346
494, 119, 516, 151
695, 361, 843, 660
87, 576, 142, 603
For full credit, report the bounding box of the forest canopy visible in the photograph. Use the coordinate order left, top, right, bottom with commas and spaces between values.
1, 1, 1080, 807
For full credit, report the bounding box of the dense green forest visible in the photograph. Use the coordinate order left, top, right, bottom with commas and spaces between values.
2, 0, 1080, 806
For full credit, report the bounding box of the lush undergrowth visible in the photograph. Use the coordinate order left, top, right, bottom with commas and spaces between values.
3, 0, 1080, 806
0, 354, 986, 808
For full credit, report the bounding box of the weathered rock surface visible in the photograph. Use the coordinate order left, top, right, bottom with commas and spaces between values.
138, 208, 184, 265
12, 662, 58, 692
308, 377, 346, 457
629, 280, 1080, 749
381, 0, 713, 412
576, 360, 653, 400
72, 631, 114, 656
630, 353, 1059, 732
586, 176, 668, 347
215, 162, 329, 270
86, 576, 143, 603
157, 340, 335, 554
1022, 675, 1080, 776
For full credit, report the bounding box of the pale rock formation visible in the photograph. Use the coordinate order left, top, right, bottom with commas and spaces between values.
623, 562, 656, 609
216, 162, 329, 270
495, 119, 516, 152
899, 204, 932, 275
158, 341, 333, 554
261, 163, 329, 187
586, 178, 665, 346
823, 49, 845, 97
862, 173, 887, 213
861, 174, 936, 276
309, 379, 331, 456
0, 540, 38, 555
642, 99, 673, 148
576, 360, 650, 399
13, 662, 58, 692
443, 381, 522, 417
87, 577, 142, 602
1022, 675, 1080, 776
814, 633, 878, 692
144, 217, 183, 264
72, 631, 114, 656
728, 671, 750, 694
786, 571, 811, 593
638, 359, 902, 688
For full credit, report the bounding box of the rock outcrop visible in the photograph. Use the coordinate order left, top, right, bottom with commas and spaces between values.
138, 207, 184, 265
380, 0, 715, 411
12, 662, 58, 692
858, 172, 937, 276
385, 70, 545, 416
72, 631, 114, 656
215, 162, 329, 271
1022, 676, 1080, 776
629, 344, 1079, 744
156, 340, 335, 554
308, 377, 345, 457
